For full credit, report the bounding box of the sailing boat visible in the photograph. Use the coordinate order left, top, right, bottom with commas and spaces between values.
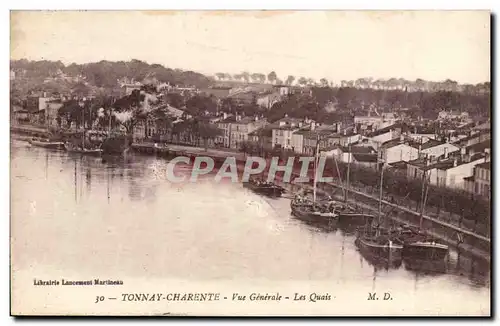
64, 101, 103, 156
400, 163, 449, 261
336, 145, 375, 227
355, 163, 404, 262
290, 135, 339, 222
28, 112, 64, 149
243, 177, 286, 197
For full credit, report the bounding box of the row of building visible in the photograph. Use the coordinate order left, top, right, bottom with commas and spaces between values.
206, 113, 491, 199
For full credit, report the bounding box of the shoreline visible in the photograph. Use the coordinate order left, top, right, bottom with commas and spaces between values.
10, 128, 491, 264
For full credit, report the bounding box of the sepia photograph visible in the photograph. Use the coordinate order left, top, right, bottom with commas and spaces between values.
9, 10, 491, 316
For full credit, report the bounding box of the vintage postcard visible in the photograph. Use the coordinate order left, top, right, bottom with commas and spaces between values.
10, 10, 491, 316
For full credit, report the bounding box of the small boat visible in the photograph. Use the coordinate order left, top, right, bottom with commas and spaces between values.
401, 238, 449, 261
336, 205, 376, 227
28, 138, 64, 149
401, 161, 450, 261
64, 143, 103, 156
354, 163, 404, 262
355, 232, 404, 262
291, 197, 339, 222
381, 225, 449, 261
290, 137, 339, 223
243, 178, 285, 198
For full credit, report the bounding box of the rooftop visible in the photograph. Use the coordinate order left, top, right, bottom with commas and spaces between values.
476, 161, 491, 170
337, 145, 377, 154
380, 137, 445, 150
473, 121, 491, 131
408, 153, 486, 171
388, 161, 409, 170
452, 130, 490, 144
248, 126, 273, 138
352, 153, 378, 163
278, 117, 304, 124
366, 123, 401, 137
466, 139, 491, 153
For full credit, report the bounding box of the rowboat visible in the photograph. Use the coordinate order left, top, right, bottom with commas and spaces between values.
29, 138, 64, 149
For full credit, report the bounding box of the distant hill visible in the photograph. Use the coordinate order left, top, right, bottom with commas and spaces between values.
10, 59, 214, 89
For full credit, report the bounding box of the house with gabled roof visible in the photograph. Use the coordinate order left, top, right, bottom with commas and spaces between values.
406, 151, 487, 190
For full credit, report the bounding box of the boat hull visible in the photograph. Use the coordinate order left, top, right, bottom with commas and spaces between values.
291, 204, 338, 223
243, 183, 285, 198
338, 213, 375, 226
29, 140, 64, 149
355, 236, 403, 261
64, 144, 103, 156
402, 242, 449, 260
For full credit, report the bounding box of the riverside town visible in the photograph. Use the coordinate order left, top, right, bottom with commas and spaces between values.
10, 10, 491, 317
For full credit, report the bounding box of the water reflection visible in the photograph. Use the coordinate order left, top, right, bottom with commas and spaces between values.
357, 247, 403, 271
10, 140, 490, 300
404, 258, 447, 275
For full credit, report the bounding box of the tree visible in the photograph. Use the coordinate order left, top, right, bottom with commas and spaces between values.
241, 71, 250, 83
194, 120, 224, 151
267, 71, 277, 84
320, 78, 329, 87
298, 77, 308, 86
215, 73, 225, 80
286, 75, 295, 85
251, 73, 261, 83
185, 95, 217, 116
165, 92, 184, 108
258, 74, 266, 83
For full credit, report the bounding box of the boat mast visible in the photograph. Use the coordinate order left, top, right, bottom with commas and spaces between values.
345, 144, 351, 203
313, 134, 320, 204
378, 161, 385, 225
418, 154, 429, 229
81, 102, 85, 150
419, 169, 429, 229
108, 107, 112, 135
331, 152, 345, 199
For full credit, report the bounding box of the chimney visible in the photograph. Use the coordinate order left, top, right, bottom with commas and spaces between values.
460, 147, 466, 156
400, 134, 404, 143
310, 122, 316, 131
254, 115, 258, 122
453, 158, 458, 167
223, 112, 228, 120
444, 147, 448, 159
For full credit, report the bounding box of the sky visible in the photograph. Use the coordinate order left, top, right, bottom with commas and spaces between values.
10, 10, 491, 84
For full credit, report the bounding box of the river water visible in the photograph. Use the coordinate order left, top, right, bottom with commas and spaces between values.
10, 139, 490, 316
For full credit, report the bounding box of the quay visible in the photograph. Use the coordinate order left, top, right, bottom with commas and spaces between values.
11, 125, 50, 138
131, 141, 490, 263
11, 128, 491, 263
281, 181, 490, 264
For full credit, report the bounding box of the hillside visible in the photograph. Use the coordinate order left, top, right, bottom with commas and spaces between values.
10, 59, 214, 89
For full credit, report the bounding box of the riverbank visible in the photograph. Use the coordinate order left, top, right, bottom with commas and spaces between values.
130, 142, 491, 264
10, 128, 491, 263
